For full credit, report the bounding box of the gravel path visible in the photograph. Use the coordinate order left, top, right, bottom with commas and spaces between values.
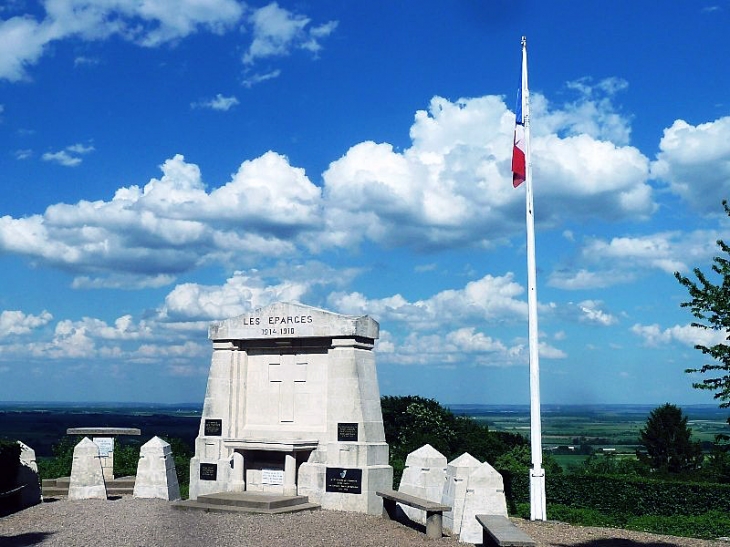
1, 498, 728, 547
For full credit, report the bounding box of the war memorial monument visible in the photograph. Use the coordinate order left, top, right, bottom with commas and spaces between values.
188, 302, 393, 515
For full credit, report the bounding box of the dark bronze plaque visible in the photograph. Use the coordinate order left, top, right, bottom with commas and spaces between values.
200, 463, 217, 481
325, 467, 362, 494
204, 419, 222, 436
337, 422, 358, 442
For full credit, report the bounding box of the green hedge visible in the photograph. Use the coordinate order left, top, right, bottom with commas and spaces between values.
505, 472, 730, 517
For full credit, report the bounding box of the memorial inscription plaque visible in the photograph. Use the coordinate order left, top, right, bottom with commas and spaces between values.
337, 422, 358, 442
92, 437, 114, 457
262, 469, 285, 485
204, 419, 222, 436
325, 467, 362, 494
200, 463, 218, 481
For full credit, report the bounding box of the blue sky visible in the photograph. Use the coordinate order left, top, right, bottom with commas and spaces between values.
1, 1, 730, 406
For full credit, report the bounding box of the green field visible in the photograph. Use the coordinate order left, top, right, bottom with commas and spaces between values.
451, 403, 730, 466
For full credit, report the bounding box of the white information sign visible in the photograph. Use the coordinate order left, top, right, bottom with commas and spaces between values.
261, 468, 284, 485
93, 437, 114, 457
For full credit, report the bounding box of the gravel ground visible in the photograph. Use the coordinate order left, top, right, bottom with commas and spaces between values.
1, 497, 729, 547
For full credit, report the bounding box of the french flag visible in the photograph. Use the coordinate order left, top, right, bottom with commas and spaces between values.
512, 74, 526, 188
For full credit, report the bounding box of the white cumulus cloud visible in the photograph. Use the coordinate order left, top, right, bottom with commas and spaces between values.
242, 2, 337, 65
652, 116, 730, 213
631, 322, 727, 348
0, 0, 245, 81
0, 310, 53, 337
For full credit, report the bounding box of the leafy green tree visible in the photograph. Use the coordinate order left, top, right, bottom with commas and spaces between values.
493, 444, 562, 476
37, 436, 78, 480
381, 395, 459, 465
675, 203, 730, 421
380, 395, 528, 485
570, 452, 648, 477
113, 441, 141, 477
637, 403, 703, 474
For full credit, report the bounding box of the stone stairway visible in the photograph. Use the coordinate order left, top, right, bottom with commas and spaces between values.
171, 492, 320, 514
42, 476, 136, 498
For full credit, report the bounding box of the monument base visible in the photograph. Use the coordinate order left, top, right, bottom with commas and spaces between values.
298, 462, 392, 515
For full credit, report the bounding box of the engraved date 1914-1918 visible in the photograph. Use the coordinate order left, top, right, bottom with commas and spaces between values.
261, 327, 296, 335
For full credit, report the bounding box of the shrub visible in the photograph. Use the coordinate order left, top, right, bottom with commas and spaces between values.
36, 436, 77, 480
0, 440, 21, 492
113, 441, 141, 477
626, 511, 730, 540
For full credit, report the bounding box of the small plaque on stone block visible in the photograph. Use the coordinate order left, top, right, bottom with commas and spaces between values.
92, 437, 114, 457
200, 463, 218, 481
262, 468, 285, 485
337, 422, 358, 442
325, 467, 362, 494
204, 419, 222, 436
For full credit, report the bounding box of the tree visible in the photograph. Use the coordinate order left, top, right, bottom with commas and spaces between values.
675, 203, 730, 421
637, 403, 702, 474
380, 395, 528, 484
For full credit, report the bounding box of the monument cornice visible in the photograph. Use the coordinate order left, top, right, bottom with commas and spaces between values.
209, 301, 379, 342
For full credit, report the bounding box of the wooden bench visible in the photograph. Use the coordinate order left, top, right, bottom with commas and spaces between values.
376, 489, 451, 539
476, 515, 536, 547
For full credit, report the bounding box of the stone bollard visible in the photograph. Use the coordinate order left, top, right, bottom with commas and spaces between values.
68, 437, 107, 500
133, 437, 180, 501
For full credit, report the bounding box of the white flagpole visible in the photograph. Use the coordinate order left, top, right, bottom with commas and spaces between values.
521, 35, 547, 522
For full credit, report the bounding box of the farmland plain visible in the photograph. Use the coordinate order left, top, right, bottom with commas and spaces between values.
450, 404, 730, 469
0, 402, 727, 460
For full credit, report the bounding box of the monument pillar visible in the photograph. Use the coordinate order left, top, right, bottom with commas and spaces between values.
284, 453, 297, 496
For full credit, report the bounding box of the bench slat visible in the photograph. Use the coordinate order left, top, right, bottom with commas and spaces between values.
476, 515, 536, 547
376, 489, 451, 512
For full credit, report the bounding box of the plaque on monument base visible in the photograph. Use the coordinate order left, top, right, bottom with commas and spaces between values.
204, 419, 222, 436
337, 423, 359, 442
200, 463, 217, 481
326, 467, 362, 494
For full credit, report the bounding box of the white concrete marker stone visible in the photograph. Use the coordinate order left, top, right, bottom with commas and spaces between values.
68, 437, 107, 500
17, 441, 41, 508
458, 462, 508, 544
442, 452, 481, 535
189, 302, 393, 515
133, 436, 181, 501
397, 444, 447, 525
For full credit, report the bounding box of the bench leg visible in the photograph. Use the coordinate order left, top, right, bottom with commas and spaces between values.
482, 529, 497, 547
382, 498, 397, 520
425, 511, 443, 539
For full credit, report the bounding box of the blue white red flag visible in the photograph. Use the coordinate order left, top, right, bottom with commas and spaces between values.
512, 68, 526, 188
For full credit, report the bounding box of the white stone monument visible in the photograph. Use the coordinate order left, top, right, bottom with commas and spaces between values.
458, 462, 508, 543
133, 436, 181, 501
189, 302, 393, 515
441, 452, 481, 535
68, 437, 107, 500
397, 444, 447, 524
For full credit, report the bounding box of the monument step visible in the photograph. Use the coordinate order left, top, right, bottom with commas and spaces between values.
110, 476, 136, 488
42, 477, 70, 487
172, 492, 320, 514
41, 487, 70, 497
201, 492, 312, 510
107, 487, 135, 495
42, 476, 137, 497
